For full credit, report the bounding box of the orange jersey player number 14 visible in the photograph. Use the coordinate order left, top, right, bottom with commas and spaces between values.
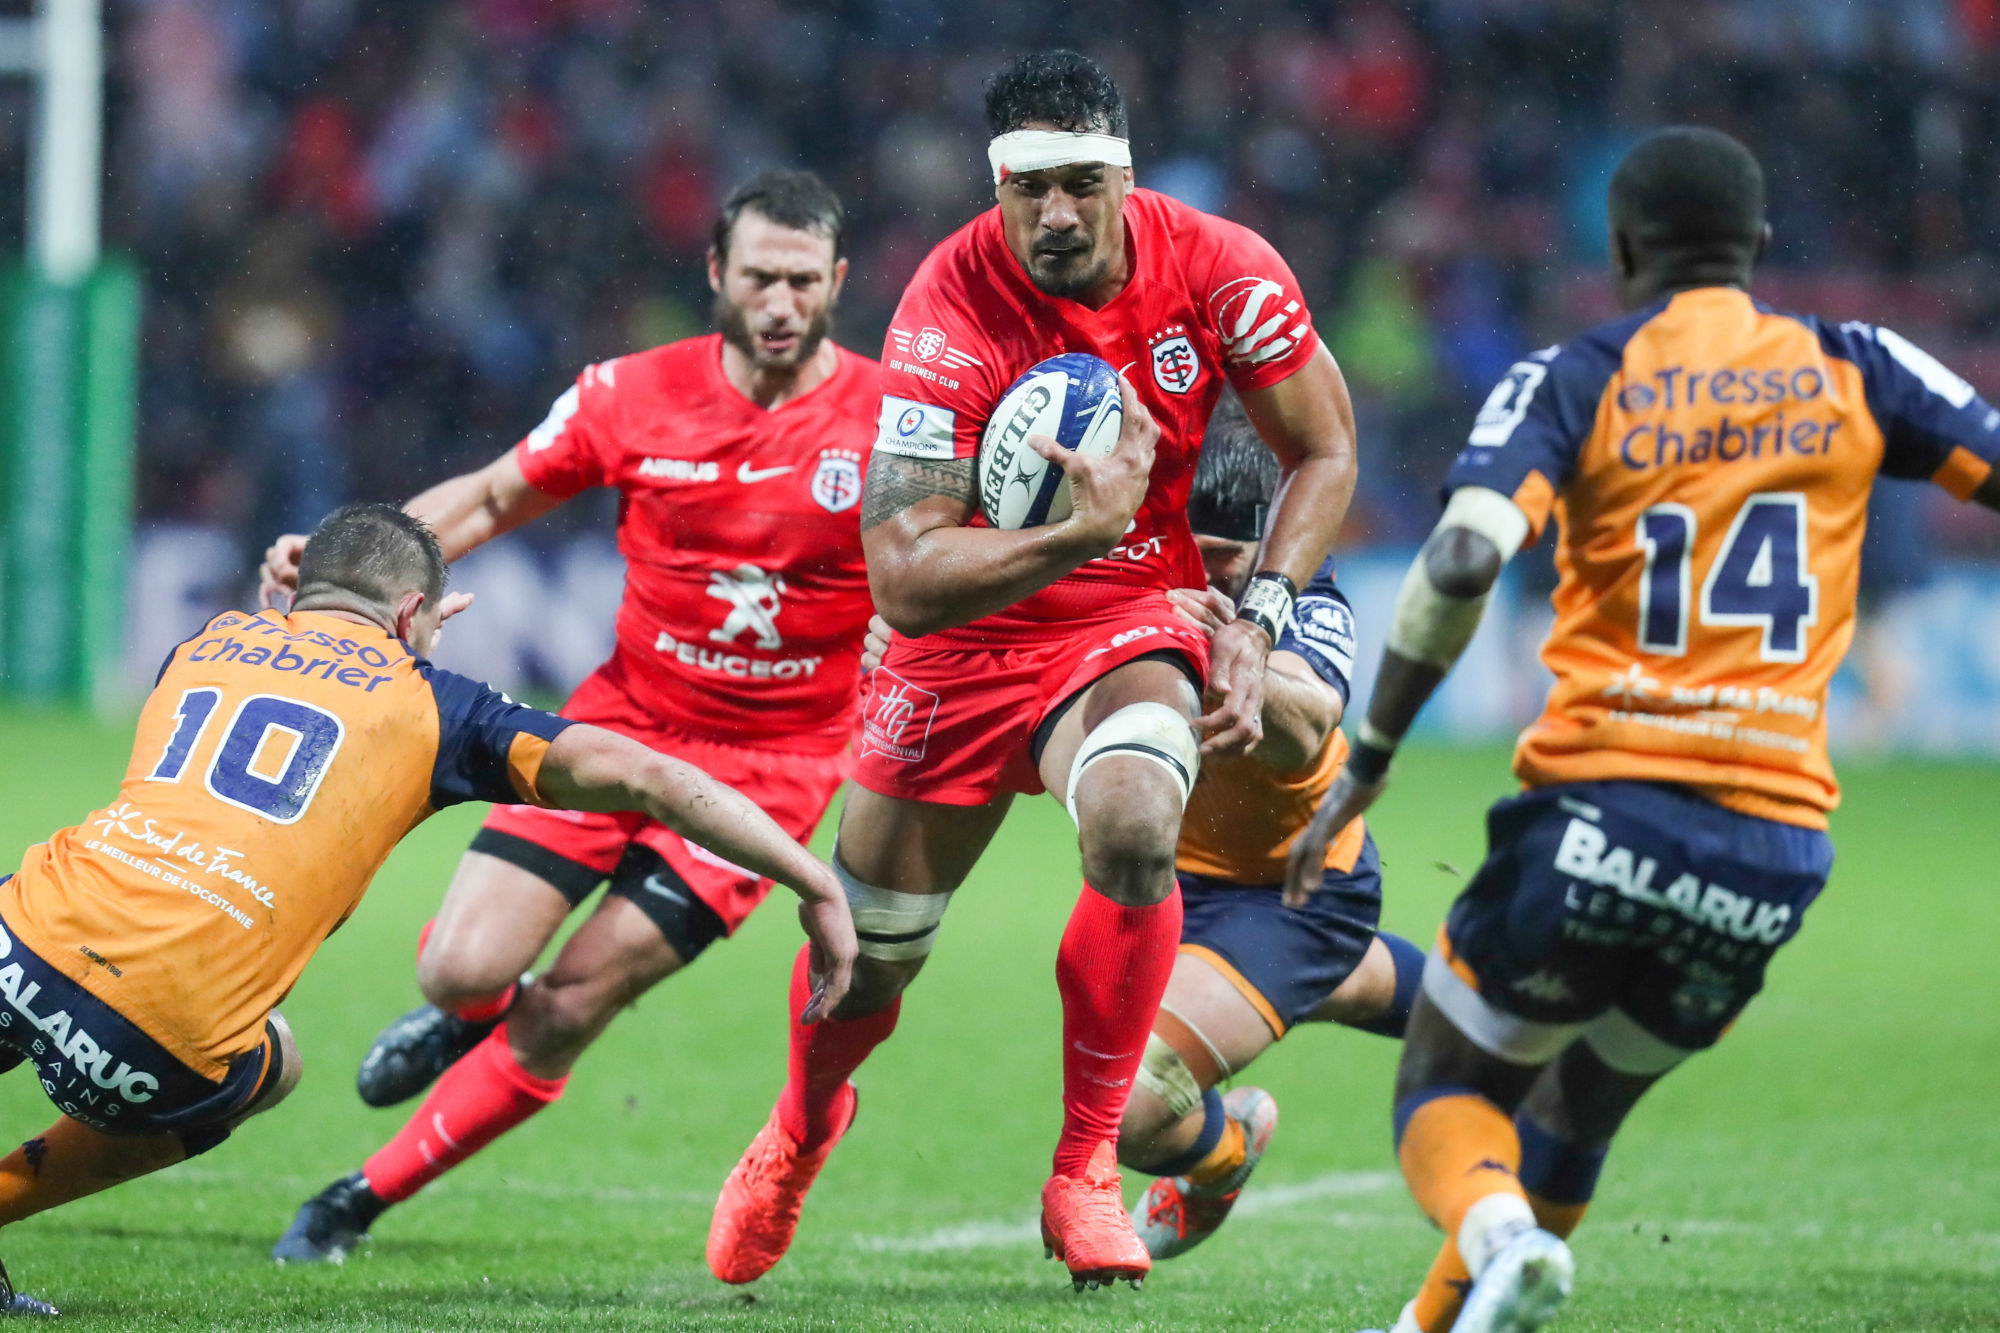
1444, 288, 2000, 825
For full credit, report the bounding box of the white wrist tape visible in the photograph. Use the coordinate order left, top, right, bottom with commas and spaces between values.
988, 130, 1133, 184
1385, 487, 1530, 669
1237, 573, 1295, 643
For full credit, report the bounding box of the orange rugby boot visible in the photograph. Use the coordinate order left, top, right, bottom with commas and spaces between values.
1040, 1139, 1151, 1291
706, 1086, 856, 1284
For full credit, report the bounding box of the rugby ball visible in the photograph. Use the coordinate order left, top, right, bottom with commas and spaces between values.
976, 353, 1123, 530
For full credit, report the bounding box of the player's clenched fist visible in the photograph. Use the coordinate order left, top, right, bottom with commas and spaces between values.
859, 613, 893, 673
258, 533, 309, 609
1028, 374, 1158, 556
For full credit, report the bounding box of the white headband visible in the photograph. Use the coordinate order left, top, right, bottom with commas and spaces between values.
988, 130, 1133, 185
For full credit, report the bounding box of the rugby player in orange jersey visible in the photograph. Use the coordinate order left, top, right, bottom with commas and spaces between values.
1286, 128, 2000, 1333
707, 51, 1359, 1292
255, 172, 882, 1260
1115, 394, 1425, 1259
0, 505, 854, 1316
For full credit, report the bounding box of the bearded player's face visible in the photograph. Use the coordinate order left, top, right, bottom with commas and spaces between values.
998, 151, 1133, 300
710, 212, 845, 371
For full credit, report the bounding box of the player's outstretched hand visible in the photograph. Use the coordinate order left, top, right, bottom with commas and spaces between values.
796, 873, 858, 1024
258, 533, 309, 609
860, 613, 892, 673
1167, 586, 1235, 639
1283, 765, 1388, 907
1031, 374, 1158, 555
1198, 617, 1269, 756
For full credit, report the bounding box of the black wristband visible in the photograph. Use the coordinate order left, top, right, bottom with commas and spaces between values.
1346, 738, 1394, 785
1237, 571, 1299, 642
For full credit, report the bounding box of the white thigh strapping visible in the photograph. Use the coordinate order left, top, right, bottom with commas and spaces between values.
1420, 948, 1583, 1067
1581, 1008, 1695, 1075
1064, 701, 1199, 827
834, 851, 952, 962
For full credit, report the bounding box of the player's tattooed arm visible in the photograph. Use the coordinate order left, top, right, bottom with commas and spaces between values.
863, 382, 1158, 635
858, 452, 978, 532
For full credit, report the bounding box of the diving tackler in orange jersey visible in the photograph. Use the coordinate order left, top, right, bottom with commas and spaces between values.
0, 503, 856, 1317
5, 609, 569, 1098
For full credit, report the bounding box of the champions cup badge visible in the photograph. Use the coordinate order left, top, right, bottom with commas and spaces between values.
813, 449, 863, 513
1149, 328, 1199, 395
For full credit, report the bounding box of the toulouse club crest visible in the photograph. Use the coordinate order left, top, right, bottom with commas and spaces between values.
1149, 328, 1200, 395
812, 448, 863, 513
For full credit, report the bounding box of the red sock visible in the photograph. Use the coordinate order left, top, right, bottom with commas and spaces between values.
416, 917, 516, 1024
1053, 881, 1182, 1178
362, 1024, 566, 1204
775, 945, 898, 1151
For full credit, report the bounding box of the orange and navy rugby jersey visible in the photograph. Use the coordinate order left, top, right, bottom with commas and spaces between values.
1178, 558, 1370, 882
1444, 286, 2000, 828
2, 609, 574, 1079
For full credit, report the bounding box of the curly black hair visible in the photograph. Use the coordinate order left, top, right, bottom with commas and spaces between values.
1187, 392, 1277, 543
983, 49, 1128, 139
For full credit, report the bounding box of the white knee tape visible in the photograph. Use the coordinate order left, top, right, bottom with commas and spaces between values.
834, 853, 952, 962
1135, 1032, 1203, 1119
1065, 701, 1199, 826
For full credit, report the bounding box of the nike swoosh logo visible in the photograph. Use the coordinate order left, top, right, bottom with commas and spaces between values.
736, 463, 795, 483
640, 874, 691, 906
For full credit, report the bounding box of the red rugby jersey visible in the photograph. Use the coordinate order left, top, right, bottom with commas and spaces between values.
516, 334, 880, 753
873, 188, 1320, 639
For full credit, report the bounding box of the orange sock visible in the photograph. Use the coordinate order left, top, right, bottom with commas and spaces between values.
0, 1117, 185, 1227
1407, 1236, 1472, 1331
1401, 1202, 1575, 1333
1529, 1191, 1588, 1239
1184, 1115, 1246, 1188
1397, 1092, 1528, 1237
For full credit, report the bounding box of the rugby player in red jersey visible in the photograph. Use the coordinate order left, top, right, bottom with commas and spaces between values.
253, 171, 882, 1260
707, 52, 1359, 1291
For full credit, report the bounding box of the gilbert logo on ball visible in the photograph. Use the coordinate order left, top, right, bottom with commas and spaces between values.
976, 353, 1123, 530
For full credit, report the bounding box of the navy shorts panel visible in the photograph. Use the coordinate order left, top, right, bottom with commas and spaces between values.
1444, 781, 1833, 1051
1177, 832, 1383, 1033
0, 901, 263, 1138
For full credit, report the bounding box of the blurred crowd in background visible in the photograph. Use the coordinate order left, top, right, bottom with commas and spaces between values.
12, 0, 2000, 567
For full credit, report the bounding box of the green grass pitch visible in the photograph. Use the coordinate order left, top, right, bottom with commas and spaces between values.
0, 706, 1994, 1330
